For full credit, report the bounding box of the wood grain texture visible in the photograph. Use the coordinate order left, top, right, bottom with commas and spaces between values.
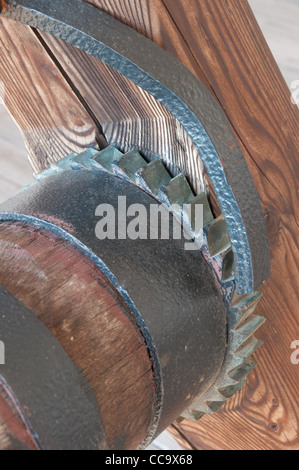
0, 17, 100, 174
85, 0, 299, 450
0, 222, 156, 450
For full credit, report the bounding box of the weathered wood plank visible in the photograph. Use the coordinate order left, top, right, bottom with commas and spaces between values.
0, 18, 100, 173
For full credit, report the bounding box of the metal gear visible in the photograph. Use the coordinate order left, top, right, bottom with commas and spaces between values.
30, 145, 265, 422
1, 0, 270, 295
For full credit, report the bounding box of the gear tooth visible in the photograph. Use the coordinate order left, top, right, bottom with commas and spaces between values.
218, 376, 239, 388
222, 249, 235, 281
187, 193, 214, 234
140, 159, 171, 195
117, 150, 147, 181
180, 410, 204, 422
166, 174, 194, 206
228, 358, 257, 382
35, 153, 81, 180
206, 401, 226, 413
182, 401, 225, 419
236, 315, 265, 340
218, 380, 247, 399
179, 412, 192, 421
206, 390, 228, 402
93, 146, 123, 171
71, 148, 100, 169
173, 416, 186, 424
189, 410, 206, 421
35, 168, 57, 181
229, 354, 246, 370
190, 401, 213, 415
232, 291, 263, 328
235, 336, 263, 359
231, 291, 263, 310
54, 153, 78, 170
207, 215, 231, 257
191, 411, 206, 421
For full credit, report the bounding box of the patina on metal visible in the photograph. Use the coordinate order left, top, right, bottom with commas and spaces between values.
0, 0, 271, 294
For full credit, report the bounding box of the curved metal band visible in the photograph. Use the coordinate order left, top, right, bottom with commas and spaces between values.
1, 0, 270, 294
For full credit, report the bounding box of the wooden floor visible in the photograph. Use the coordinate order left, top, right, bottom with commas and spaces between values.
0, 0, 298, 451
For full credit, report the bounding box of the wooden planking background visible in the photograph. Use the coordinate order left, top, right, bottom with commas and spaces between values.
0, 0, 298, 451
